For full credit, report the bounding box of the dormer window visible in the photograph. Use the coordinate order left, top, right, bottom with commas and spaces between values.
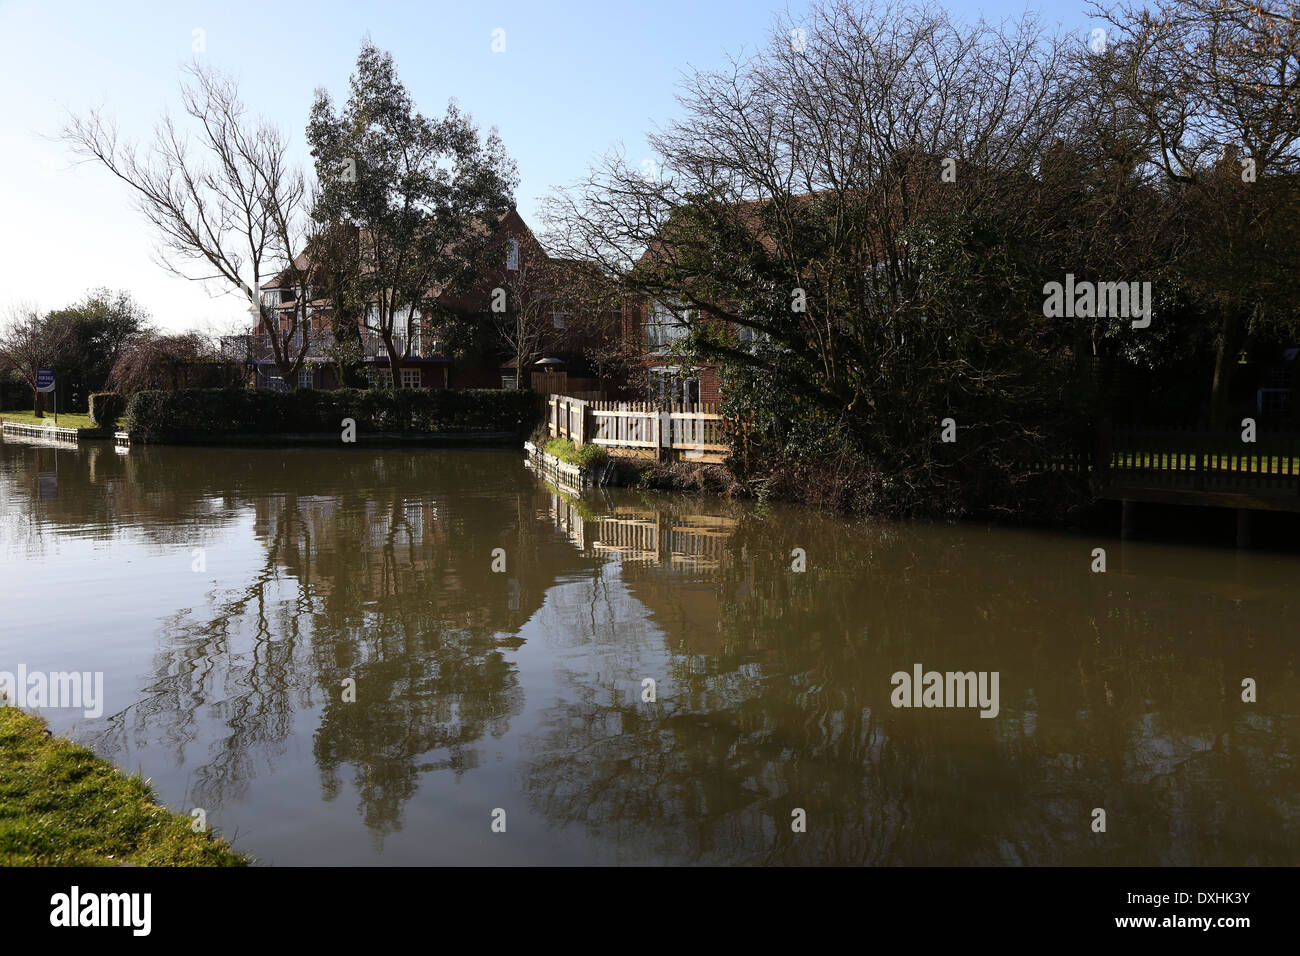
506, 239, 519, 271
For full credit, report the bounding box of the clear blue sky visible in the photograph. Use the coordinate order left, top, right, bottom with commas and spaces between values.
0, 0, 1094, 332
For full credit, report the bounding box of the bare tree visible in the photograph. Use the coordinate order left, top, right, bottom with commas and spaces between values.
543, 0, 1082, 512
107, 329, 241, 394
62, 63, 317, 388
1094, 0, 1300, 425
485, 231, 572, 387
0, 304, 75, 416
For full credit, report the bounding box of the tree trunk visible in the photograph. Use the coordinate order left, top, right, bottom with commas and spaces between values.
34, 390, 44, 417
383, 334, 403, 388
331, 307, 365, 387
1209, 312, 1246, 430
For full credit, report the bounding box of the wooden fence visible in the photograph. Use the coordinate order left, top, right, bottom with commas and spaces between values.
1, 420, 80, 443
530, 370, 603, 399
1098, 425, 1300, 496
545, 395, 729, 461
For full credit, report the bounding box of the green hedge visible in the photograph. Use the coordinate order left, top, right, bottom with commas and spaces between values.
124, 387, 543, 442
88, 392, 127, 430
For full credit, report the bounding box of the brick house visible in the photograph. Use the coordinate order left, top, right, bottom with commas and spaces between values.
617, 178, 946, 407
620, 299, 724, 404
225, 207, 617, 393
618, 196, 795, 406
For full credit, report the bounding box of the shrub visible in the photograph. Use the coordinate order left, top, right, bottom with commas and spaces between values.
543, 437, 609, 468
124, 387, 543, 442
88, 392, 127, 430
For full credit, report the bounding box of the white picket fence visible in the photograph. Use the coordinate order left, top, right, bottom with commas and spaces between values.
2, 420, 79, 442
546, 395, 728, 460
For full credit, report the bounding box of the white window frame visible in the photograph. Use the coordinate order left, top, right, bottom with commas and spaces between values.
298, 366, 313, 389
506, 239, 520, 271
401, 368, 421, 389
552, 311, 572, 330
647, 300, 691, 352
367, 367, 394, 389
737, 322, 770, 350
648, 367, 699, 405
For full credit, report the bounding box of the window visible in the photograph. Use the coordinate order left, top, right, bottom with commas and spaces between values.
367, 367, 394, 389
501, 373, 519, 389
552, 311, 572, 330
506, 239, 520, 271
298, 366, 313, 389
401, 368, 421, 389
1264, 365, 1295, 388
646, 300, 691, 351
1260, 388, 1291, 413
738, 323, 770, 350
404, 502, 424, 546
649, 368, 699, 405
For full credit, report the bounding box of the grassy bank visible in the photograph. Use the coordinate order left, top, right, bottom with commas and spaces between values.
0, 410, 95, 430
543, 437, 609, 468
0, 708, 249, 866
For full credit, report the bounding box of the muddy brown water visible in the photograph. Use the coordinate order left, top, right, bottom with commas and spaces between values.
1, 436, 1296, 865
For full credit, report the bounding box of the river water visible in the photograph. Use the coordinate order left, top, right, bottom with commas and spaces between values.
1, 435, 1296, 865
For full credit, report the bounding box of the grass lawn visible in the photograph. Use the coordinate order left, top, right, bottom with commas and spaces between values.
1115, 451, 1300, 474
0, 409, 96, 430
0, 707, 249, 866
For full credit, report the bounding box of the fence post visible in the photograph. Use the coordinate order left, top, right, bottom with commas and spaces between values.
1195, 430, 1204, 490
1095, 419, 1112, 490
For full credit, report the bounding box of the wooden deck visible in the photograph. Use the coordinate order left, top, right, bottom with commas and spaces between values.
1096, 424, 1300, 513
546, 394, 729, 463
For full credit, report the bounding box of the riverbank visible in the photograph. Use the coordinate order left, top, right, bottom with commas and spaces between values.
125, 430, 522, 446
0, 410, 95, 430
531, 444, 1300, 551
0, 708, 249, 866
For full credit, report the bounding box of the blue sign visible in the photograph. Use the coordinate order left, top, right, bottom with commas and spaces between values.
35, 369, 56, 393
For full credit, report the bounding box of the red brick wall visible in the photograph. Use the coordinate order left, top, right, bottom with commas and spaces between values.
622, 296, 723, 404
700, 367, 722, 404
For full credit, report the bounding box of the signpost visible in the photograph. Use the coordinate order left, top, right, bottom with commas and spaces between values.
35, 369, 56, 424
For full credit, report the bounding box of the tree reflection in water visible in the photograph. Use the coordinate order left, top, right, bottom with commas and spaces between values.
75, 450, 576, 844
2, 437, 1295, 863
518, 484, 1299, 865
